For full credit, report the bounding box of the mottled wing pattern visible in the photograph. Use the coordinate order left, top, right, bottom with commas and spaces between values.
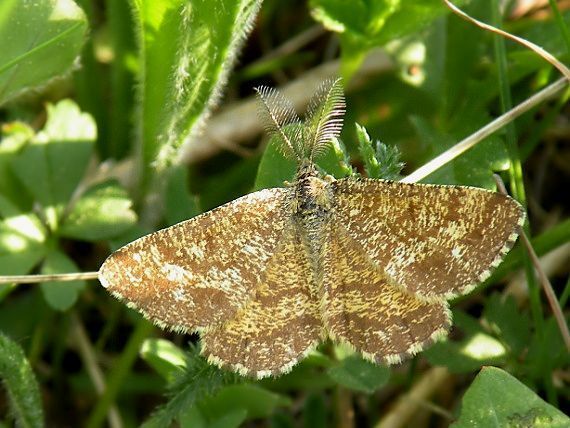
98, 188, 289, 333
332, 179, 525, 299
201, 226, 322, 378
322, 225, 451, 364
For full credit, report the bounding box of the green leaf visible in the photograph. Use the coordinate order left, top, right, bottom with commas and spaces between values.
177, 406, 207, 428
452, 366, 570, 427
0, 196, 46, 277
178, 407, 247, 428
270, 412, 296, 428
11, 100, 96, 229
483, 293, 531, 356
260, 355, 336, 392
402, 2, 523, 188
525, 318, 570, 381
108, 223, 152, 252
0, 332, 44, 428
59, 181, 137, 241
165, 166, 200, 226
88, 0, 137, 160
0, 0, 87, 105
199, 384, 291, 420
140, 338, 187, 383
254, 135, 297, 191
169, 383, 289, 428
310, 0, 451, 79
327, 355, 390, 393
0, 122, 35, 209
40, 250, 85, 311
208, 409, 247, 428
424, 311, 507, 373
132, 0, 263, 190
198, 155, 259, 212
317, 137, 353, 179
423, 1, 489, 122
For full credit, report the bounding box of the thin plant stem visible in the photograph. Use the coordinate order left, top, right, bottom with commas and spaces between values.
559, 275, 570, 309
374, 367, 451, 428
401, 78, 567, 183
335, 386, 355, 428
70, 312, 123, 428
247, 25, 325, 68
407, 396, 454, 421
495, 175, 570, 353
86, 318, 154, 428
490, 0, 544, 336
0, 271, 99, 284
443, 0, 570, 80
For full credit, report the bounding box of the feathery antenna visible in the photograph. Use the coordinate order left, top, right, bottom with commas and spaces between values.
255, 86, 304, 162
304, 78, 346, 161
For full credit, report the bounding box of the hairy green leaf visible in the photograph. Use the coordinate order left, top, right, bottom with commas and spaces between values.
142, 345, 240, 428
355, 123, 404, 180
132, 0, 263, 191
0, 332, 44, 428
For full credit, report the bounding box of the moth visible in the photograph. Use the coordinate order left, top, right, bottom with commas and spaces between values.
99, 79, 525, 378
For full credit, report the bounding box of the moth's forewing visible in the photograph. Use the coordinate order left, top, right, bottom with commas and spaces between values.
331, 178, 525, 300
99, 188, 289, 333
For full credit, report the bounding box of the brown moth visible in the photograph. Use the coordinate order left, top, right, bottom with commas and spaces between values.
99, 79, 525, 378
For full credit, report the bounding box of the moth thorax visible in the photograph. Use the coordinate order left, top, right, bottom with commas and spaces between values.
291, 179, 330, 260
294, 175, 332, 216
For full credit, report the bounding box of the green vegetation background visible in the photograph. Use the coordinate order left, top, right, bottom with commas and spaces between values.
0, 0, 569, 427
